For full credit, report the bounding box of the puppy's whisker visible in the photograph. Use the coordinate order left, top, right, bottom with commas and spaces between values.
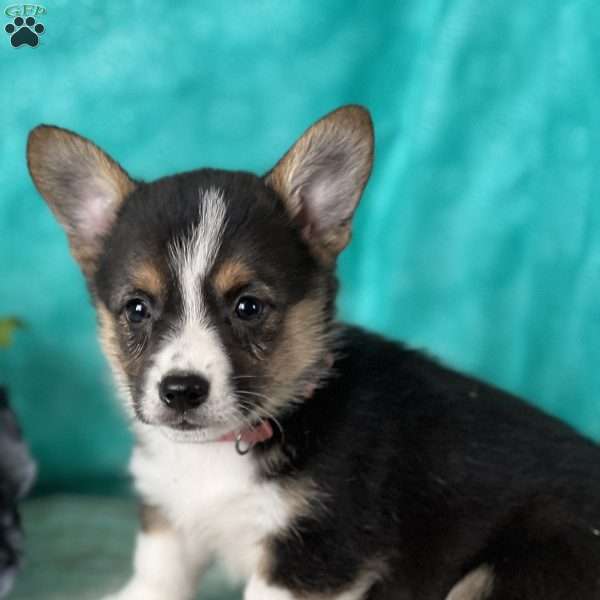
236, 393, 285, 440
233, 405, 260, 434
237, 389, 274, 400
237, 390, 284, 423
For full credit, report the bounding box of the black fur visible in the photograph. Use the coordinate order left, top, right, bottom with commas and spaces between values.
257, 327, 600, 599
72, 165, 600, 599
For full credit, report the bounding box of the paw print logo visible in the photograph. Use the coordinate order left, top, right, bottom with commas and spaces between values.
5, 16, 45, 47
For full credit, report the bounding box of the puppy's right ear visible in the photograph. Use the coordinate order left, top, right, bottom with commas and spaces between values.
27, 125, 135, 278
265, 105, 374, 265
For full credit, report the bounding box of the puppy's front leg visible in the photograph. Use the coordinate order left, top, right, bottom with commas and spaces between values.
102, 505, 205, 600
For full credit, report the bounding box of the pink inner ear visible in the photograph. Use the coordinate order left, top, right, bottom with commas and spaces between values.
73, 184, 118, 241
301, 175, 357, 234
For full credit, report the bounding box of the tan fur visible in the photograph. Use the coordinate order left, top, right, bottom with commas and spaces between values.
266, 105, 373, 263
316, 225, 352, 264
98, 300, 149, 380
212, 259, 254, 295
132, 262, 165, 300
139, 503, 171, 533
97, 302, 134, 409
265, 290, 330, 409
27, 125, 135, 276
445, 566, 494, 600
266, 106, 373, 215
27, 126, 134, 211
97, 303, 122, 366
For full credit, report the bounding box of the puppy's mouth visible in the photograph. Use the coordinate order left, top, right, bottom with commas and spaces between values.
171, 418, 200, 431
157, 413, 274, 447
155, 412, 204, 431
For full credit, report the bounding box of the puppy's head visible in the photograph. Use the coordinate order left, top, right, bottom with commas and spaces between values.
27, 106, 373, 442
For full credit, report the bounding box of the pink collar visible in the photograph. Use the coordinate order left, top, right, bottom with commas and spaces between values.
218, 353, 334, 455
218, 419, 274, 454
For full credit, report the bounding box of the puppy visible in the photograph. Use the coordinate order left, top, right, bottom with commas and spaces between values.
28, 106, 600, 599
0, 388, 36, 598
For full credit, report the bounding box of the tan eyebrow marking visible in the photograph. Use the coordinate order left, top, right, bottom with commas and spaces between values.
212, 259, 254, 295
131, 261, 164, 299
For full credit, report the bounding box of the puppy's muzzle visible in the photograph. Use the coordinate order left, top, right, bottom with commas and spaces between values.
159, 373, 210, 412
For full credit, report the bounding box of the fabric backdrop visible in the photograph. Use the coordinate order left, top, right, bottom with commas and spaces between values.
0, 0, 598, 492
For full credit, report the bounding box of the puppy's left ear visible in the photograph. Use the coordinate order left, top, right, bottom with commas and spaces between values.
265, 105, 374, 263
27, 125, 135, 278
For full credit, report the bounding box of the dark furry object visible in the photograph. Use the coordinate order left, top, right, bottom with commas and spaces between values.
0, 388, 36, 598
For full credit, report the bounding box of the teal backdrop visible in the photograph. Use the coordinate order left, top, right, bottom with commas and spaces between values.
0, 0, 599, 493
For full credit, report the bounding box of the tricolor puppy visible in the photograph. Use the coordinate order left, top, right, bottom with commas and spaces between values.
28, 106, 600, 600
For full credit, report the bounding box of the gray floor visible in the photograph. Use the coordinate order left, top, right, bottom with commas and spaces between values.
10, 495, 242, 600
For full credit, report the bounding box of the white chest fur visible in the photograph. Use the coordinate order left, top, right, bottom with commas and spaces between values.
130, 427, 292, 581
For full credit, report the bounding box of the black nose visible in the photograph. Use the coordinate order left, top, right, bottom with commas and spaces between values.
159, 374, 210, 411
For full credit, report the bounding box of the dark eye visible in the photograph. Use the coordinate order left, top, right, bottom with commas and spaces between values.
124, 298, 151, 324
235, 296, 264, 321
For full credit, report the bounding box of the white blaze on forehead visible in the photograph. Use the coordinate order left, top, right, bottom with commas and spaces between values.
138, 187, 235, 435
169, 187, 227, 322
